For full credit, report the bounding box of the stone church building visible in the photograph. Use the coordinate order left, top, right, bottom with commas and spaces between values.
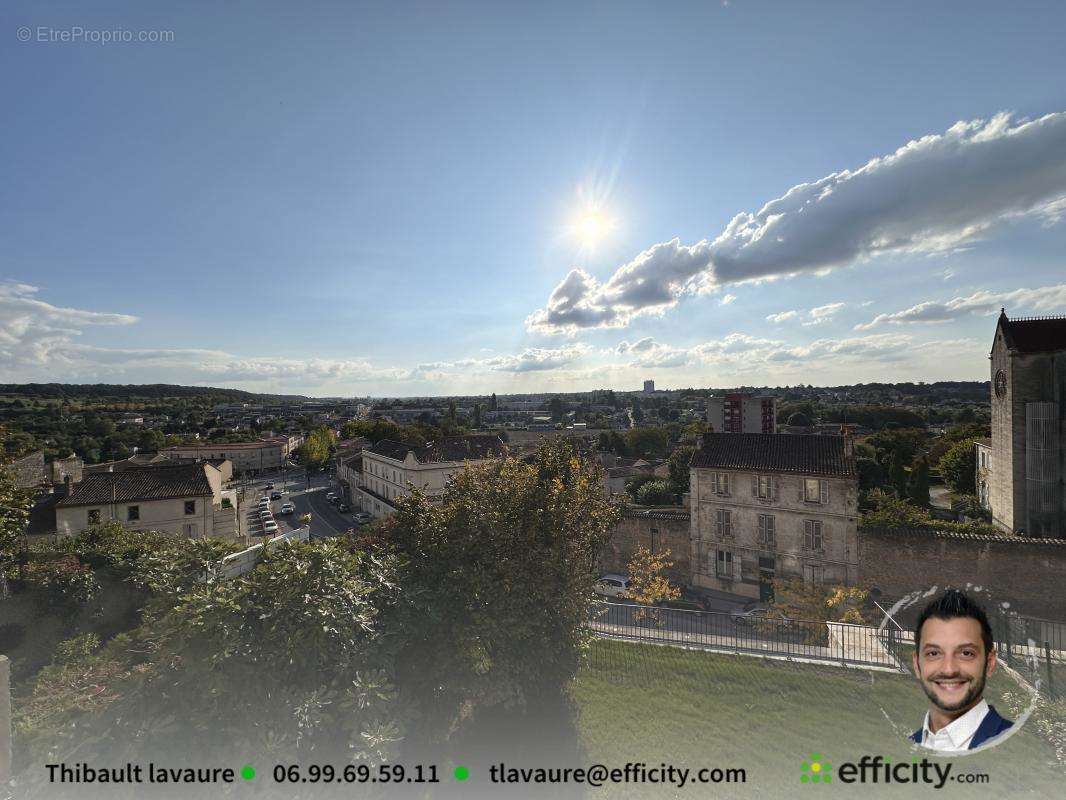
989, 310, 1066, 537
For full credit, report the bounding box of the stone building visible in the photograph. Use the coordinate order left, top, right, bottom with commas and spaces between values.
988, 310, 1066, 537
689, 432, 858, 601
352, 434, 506, 519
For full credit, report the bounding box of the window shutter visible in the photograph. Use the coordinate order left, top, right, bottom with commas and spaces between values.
820, 480, 829, 504
751, 474, 758, 497
771, 476, 778, 501
798, 480, 805, 502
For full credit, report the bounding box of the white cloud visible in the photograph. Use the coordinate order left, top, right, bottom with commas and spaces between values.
720, 293, 737, 305
766, 302, 845, 326
854, 283, 1066, 330
766, 310, 800, 323
529, 111, 1066, 334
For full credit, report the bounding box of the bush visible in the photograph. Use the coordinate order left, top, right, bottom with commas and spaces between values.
23, 555, 100, 611
52, 632, 101, 665
635, 479, 677, 506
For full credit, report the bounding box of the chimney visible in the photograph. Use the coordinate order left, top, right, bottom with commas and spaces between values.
841, 425, 854, 459
63, 474, 72, 497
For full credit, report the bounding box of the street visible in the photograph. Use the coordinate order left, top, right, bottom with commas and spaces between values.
235, 468, 362, 541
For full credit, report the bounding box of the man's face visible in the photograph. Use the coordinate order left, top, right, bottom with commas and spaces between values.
912, 616, 996, 714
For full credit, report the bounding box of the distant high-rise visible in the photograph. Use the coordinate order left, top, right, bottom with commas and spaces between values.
988, 310, 1066, 537
643, 380, 655, 393
707, 393, 778, 434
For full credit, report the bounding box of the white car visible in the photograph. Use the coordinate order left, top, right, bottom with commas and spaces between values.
263, 521, 279, 535
594, 574, 632, 599
279, 502, 295, 515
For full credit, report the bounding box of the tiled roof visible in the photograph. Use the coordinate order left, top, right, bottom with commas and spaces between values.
57, 464, 213, 507
623, 508, 691, 521
369, 435, 506, 464
998, 312, 1066, 354
862, 526, 1066, 546
689, 433, 856, 478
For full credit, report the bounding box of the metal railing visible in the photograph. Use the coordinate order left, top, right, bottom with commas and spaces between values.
588, 601, 904, 671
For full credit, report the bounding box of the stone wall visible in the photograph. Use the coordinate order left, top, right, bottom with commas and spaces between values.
858, 526, 1066, 620
599, 509, 690, 583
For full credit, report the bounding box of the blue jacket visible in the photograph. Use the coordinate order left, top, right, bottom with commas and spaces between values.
910, 705, 1013, 750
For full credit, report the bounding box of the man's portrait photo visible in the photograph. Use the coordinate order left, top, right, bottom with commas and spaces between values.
911, 589, 1014, 751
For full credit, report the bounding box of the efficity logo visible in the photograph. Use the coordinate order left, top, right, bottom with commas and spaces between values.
800, 755, 966, 790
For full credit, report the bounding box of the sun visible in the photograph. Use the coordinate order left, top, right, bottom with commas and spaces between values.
573, 208, 614, 248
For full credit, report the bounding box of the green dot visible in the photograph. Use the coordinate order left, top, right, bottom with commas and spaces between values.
800, 774, 809, 783
241, 765, 256, 781
812, 774, 821, 783
824, 775, 832, 783
802, 763, 810, 771
454, 766, 470, 782
811, 753, 821, 761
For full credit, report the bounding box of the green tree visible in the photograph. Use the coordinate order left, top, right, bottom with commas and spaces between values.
667, 445, 694, 495
624, 427, 671, 459
1, 447, 33, 598
907, 458, 931, 507
860, 489, 935, 528
548, 397, 565, 424
888, 448, 908, 496
16, 539, 402, 775
938, 438, 977, 494
635, 479, 676, 506
383, 437, 621, 741
298, 425, 336, 470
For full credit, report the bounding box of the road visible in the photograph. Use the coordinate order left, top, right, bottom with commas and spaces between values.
235, 468, 361, 541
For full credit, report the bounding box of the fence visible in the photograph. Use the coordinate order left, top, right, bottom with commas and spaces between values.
588, 601, 904, 671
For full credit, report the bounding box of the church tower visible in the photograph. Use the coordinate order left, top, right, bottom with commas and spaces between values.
989, 310, 1066, 537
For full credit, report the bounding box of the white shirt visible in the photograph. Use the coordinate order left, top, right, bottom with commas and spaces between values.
921, 699, 990, 752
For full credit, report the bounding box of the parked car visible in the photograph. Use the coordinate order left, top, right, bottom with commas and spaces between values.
337, 503, 350, 512
327, 496, 340, 505
270, 491, 282, 500
353, 511, 371, 524
594, 573, 632, 599
325, 491, 337, 501
263, 521, 279, 536
731, 601, 795, 629
279, 502, 295, 515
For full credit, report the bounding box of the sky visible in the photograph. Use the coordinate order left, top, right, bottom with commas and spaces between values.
2, 0, 1066, 397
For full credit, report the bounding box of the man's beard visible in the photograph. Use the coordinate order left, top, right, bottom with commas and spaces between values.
920, 667, 987, 714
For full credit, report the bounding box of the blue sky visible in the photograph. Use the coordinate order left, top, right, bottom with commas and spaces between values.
2, 0, 1065, 396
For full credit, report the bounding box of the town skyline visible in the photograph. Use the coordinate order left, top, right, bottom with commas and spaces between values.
3, 1, 1066, 395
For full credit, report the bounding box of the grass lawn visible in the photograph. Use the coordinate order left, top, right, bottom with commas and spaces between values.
571, 639, 1063, 798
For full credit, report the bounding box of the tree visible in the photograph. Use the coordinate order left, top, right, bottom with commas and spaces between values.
298, 425, 335, 470
490, 392, 498, 411
548, 397, 565, 424
0, 449, 33, 598
635, 479, 676, 506
624, 545, 681, 621
667, 445, 694, 495
938, 438, 977, 494
473, 403, 482, 429
624, 427, 671, 459
907, 458, 931, 507
860, 489, 935, 528
382, 437, 621, 741
888, 448, 908, 496
16, 539, 403, 775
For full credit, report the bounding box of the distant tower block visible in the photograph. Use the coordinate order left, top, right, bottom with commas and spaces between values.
643, 380, 655, 393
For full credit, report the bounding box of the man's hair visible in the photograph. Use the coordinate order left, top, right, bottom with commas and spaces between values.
914, 589, 994, 654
